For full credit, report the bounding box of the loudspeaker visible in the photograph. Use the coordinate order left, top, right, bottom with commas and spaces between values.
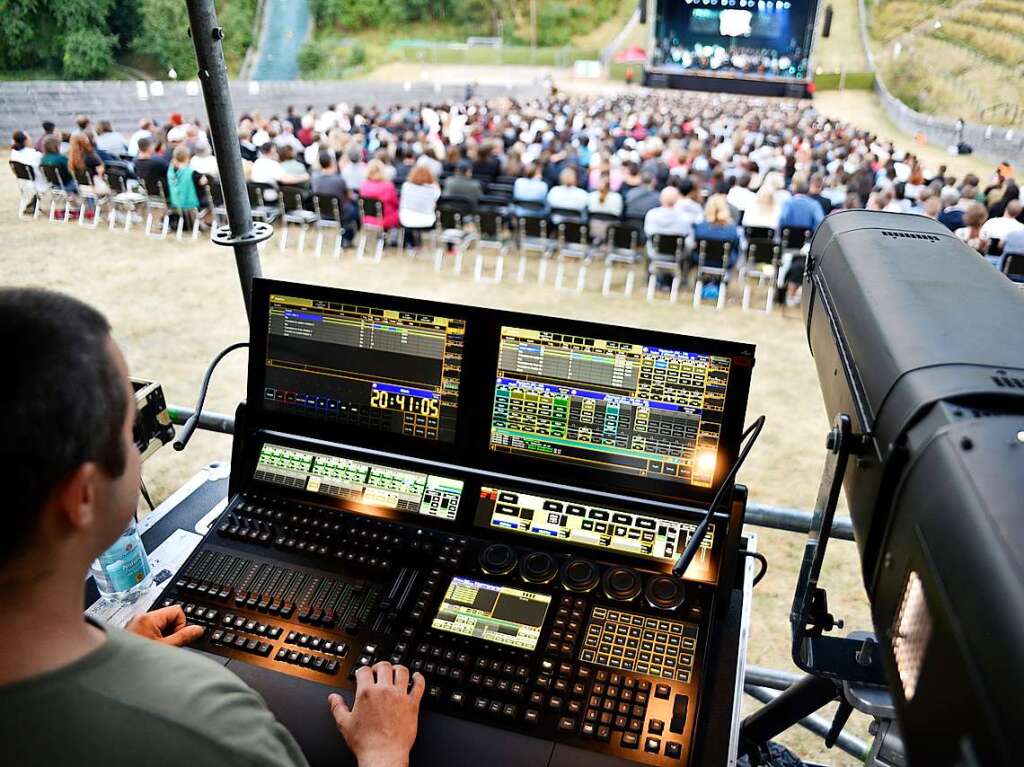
822, 5, 833, 37
639, 0, 647, 24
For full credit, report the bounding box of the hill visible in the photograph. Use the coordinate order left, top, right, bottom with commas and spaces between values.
868, 0, 1024, 127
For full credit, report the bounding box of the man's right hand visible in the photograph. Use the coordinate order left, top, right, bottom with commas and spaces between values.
328, 662, 425, 767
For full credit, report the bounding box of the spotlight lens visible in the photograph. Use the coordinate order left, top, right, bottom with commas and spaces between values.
696, 451, 717, 474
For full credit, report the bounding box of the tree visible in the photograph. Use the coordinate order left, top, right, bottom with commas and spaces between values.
62, 28, 116, 78
135, 0, 199, 78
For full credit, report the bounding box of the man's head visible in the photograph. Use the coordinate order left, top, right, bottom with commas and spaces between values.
659, 186, 680, 208
559, 167, 576, 187
42, 121, 55, 136
792, 178, 810, 196
0, 290, 139, 578
457, 160, 473, 177
136, 136, 153, 157
319, 150, 337, 172
12, 130, 28, 151
1006, 200, 1022, 219
260, 142, 277, 159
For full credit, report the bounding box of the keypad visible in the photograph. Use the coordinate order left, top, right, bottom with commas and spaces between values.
580, 607, 698, 683
273, 646, 339, 674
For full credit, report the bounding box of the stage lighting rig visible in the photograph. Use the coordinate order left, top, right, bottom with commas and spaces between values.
744, 211, 1024, 766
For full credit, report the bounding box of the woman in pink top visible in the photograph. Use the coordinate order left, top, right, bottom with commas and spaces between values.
358, 159, 399, 229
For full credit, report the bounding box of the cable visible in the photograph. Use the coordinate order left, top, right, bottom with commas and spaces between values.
139, 479, 155, 513
173, 341, 248, 452
673, 414, 767, 578
742, 550, 769, 587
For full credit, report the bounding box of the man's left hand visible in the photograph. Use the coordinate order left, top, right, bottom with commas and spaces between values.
125, 605, 204, 647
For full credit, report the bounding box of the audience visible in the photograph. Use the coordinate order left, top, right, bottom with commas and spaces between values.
13, 92, 1022, 289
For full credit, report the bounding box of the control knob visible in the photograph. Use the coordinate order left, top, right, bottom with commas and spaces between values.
560, 558, 600, 593
644, 575, 686, 610
479, 543, 517, 575
602, 566, 642, 601
519, 551, 558, 584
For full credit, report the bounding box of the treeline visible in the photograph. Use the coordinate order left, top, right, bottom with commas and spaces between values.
0, 0, 255, 79
310, 0, 621, 46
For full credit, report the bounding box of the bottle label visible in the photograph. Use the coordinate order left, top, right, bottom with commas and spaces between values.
102, 537, 151, 593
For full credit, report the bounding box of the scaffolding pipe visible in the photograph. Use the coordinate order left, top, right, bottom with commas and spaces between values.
744, 685, 870, 761
185, 0, 264, 319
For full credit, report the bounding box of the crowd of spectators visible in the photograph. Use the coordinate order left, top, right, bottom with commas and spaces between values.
10, 91, 1024, 289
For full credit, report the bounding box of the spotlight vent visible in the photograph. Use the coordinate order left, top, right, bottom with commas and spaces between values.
881, 230, 941, 243
891, 570, 932, 701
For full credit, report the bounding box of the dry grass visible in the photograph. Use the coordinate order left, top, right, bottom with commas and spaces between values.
1, 159, 870, 764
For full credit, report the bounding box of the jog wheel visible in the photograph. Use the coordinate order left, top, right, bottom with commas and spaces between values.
519, 551, 558, 584
602, 566, 642, 601
560, 558, 601, 593
479, 543, 517, 575
644, 574, 686, 610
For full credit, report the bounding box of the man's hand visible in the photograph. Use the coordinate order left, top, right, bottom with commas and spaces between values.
125, 605, 204, 647
328, 662, 425, 767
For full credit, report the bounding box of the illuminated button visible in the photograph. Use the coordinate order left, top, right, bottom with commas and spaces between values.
645, 737, 661, 754
621, 732, 640, 749
655, 684, 671, 699
649, 719, 665, 735
666, 742, 683, 759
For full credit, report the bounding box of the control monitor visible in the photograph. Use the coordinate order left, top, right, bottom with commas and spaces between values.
432, 577, 551, 651
489, 327, 732, 488
261, 293, 464, 443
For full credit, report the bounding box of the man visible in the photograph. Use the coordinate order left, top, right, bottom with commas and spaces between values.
251, 142, 310, 201
0, 289, 424, 767
35, 121, 56, 152
129, 119, 155, 156
937, 188, 965, 232
10, 130, 47, 206
980, 200, 1024, 245
644, 186, 694, 242
95, 120, 129, 157
777, 179, 825, 234
807, 175, 833, 216
624, 171, 661, 220
341, 147, 367, 191
725, 173, 755, 218
134, 137, 170, 192
312, 150, 357, 233
546, 167, 587, 213
443, 160, 482, 208
673, 177, 704, 231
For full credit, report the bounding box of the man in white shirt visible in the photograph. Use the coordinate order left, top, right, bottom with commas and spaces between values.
95, 121, 129, 157
341, 147, 367, 191
10, 131, 47, 205
644, 187, 695, 241
980, 201, 1024, 244
546, 167, 588, 212
128, 120, 155, 156
251, 143, 309, 201
726, 174, 755, 216
674, 177, 704, 230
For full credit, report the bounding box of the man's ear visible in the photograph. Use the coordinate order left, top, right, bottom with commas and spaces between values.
50, 462, 100, 532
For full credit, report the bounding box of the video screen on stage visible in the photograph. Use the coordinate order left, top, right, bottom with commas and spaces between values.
488, 326, 732, 489
261, 294, 464, 443
431, 578, 551, 651
652, 0, 818, 80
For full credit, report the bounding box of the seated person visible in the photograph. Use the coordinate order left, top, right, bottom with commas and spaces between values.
937, 189, 965, 232
546, 167, 588, 214
586, 173, 623, 241
10, 130, 48, 210
134, 137, 171, 194
399, 164, 441, 237
692, 194, 741, 267
512, 163, 548, 216
278, 144, 308, 177
644, 186, 694, 245
252, 142, 309, 201
443, 161, 482, 208
312, 150, 357, 234
0, 288, 425, 767
95, 120, 129, 159
980, 200, 1024, 247
359, 159, 400, 230
623, 172, 660, 221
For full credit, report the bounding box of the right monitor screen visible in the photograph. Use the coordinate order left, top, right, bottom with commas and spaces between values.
489, 327, 732, 488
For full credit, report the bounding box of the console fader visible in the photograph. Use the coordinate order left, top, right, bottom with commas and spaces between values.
154, 280, 755, 767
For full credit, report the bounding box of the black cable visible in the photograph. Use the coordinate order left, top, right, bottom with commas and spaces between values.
742, 550, 769, 587
139, 479, 155, 513
673, 414, 767, 578
173, 341, 248, 452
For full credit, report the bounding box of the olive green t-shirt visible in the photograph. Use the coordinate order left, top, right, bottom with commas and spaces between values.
0, 621, 309, 767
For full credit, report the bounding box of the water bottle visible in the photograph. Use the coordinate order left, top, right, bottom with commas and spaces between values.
90, 519, 152, 603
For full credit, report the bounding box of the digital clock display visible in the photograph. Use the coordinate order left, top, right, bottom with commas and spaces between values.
370, 384, 441, 419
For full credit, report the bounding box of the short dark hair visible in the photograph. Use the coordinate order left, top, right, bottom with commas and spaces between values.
12, 130, 27, 150
0, 289, 128, 566
319, 150, 335, 169
136, 136, 153, 154
260, 141, 275, 155
42, 121, 55, 133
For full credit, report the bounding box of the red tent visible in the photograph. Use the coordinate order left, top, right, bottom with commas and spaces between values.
614, 45, 647, 63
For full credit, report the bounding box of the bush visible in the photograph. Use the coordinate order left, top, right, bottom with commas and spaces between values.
348, 43, 367, 67
297, 40, 329, 75
62, 28, 116, 79
535, 2, 572, 46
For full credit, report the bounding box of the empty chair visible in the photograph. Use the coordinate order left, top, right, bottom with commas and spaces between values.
246, 181, 280, 225
10, 161, 41, 220
739, 226, 779, 312
692, 238, 732, 310
433, 198, 478, 273
278, 186, 318, 253
141, 175, 170, 239
554, 220, 593, 292
646, 233, 687, 302
779, 226, 814, 303
602, 223, 643, 297
312, 193, 346, 258
356, 197, 387, 262
517, 215, 557, 283
71, 167, 104, 229
41, 164, 74, 223
473, 210, 511, 283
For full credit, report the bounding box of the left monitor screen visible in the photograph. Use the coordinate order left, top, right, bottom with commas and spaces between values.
431, 577, 551, 651
262, 294, 465, 444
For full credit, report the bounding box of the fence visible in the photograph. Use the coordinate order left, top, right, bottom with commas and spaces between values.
857, 0, 1024, 166
391, 41, 600, 69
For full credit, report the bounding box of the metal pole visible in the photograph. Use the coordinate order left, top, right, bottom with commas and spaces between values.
185, 0, 268, 320
746, 502, 855, 541
168, 405, 236, 436
744, 685, 870, 761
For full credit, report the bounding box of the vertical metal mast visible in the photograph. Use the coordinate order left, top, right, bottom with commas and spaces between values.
185, 0, 271, 320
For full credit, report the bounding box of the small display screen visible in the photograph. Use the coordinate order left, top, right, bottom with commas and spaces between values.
431, 577, 551, 650
254, 443, 463, 521
489, 326, 733, 488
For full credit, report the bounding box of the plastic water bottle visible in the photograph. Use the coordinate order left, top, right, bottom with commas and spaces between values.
90, 519, 152, 603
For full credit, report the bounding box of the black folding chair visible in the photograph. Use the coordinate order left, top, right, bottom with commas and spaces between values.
105, 167, 146, 232
740, 226, 779, 312
10, 161, 41, 220
357, 197, 387, 262
41, 164, 74, 223
141, 175, 171, 238
434, 198, 478, 274
517, 214, 557, 283
473, 210, 511, 283
554, 220, 593, 292
72, 167, 103, 229
313, 193, 346, 258
278, 185, 318, 252
692, 238, 732, 310
247, 181, 281, 225
602, 223, 643, 297
647, 233, 687, 303
1000, 252, 1024, 284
